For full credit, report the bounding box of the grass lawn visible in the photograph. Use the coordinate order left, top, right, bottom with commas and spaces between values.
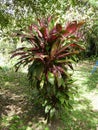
0, 60, 98, 130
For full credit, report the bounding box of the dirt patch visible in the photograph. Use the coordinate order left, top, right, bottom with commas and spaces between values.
0, 89, 26, 118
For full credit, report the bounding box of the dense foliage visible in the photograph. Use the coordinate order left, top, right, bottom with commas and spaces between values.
11, 16, 84, 122
0, 0, 97, 28
0, 0, 97, 57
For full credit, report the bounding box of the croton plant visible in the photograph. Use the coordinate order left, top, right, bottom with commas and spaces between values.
11, 16, 84, 122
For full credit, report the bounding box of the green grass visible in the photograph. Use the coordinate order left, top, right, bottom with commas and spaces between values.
0, 60, 98, 130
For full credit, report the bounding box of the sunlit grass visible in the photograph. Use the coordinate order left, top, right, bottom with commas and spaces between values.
63, 60, 98, 130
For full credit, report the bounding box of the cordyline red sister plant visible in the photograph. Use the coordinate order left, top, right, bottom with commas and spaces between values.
11, 16, 85, 122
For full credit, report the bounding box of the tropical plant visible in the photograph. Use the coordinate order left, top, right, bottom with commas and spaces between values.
11, 16, 84, 122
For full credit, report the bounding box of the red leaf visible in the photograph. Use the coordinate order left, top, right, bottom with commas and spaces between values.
21, 34, 36, 46
56, 24, 62, 32
64, 21, 85, 36
48, 34, 59, 43
49, 25, 57, 35
29, 24, 43, 37
52, 65, 57, 76
14, 60, 25, 71
40, 27, 49, 40
57, 52, 76, 59
29, 25, 32, 31
49, 23, 62, 36
19, 55, 30, 60
51, 34, 58, 40
38, 18, 47, 27
70, 43, 85, 50
66, 21, 77, 34
47, 16, 52, 23
56, 66, 65, 73
53, 65, 66, 75
28, 47, 39, 52
28, 38, 38, 47
10, 47, 25, 53
56, 45, 69, 55
11, 52, 26, 58
34, 53, 48, 63
56, 43, 84, 56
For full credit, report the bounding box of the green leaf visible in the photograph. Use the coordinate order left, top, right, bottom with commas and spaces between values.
28, 61, 44, 80
70, 0, 76, 6
0, 66, 2, 70
56, 59, 76, 64
45, 127, 49, 130
31, 78, 37, 87
56, 74, 65, 87
56, 92, 65, 104
60, 97, 65, 104
67, 79, 75, 84
48, 72, 55, 85
40, 79, 44, 89
45, 105, 51, 113
50, 108, 56, 118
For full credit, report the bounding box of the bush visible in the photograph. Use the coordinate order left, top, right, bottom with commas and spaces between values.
11, 16, 84, 122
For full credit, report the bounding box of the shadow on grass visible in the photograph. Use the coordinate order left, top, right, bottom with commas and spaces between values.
0, 62, 98, 130
61, 97, 98, 130
0, 69, 46, 130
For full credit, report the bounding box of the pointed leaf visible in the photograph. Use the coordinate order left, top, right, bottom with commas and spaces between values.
55, 59, 75, 64
70, 43, 85, 50
56, 43, 84, 56
11, 52, 26, 58
50, 41, 60, 59
48, 72, 55, 85
10, 47, 26, 53
47, 16, 52, 23
56, 24, 62, 32
68, 63, 74, 70
56, 66, 66, 74
56, 45, 69, 55
48, 33, 59, 43
19, 54, 30, 60
28, 62, 44, 80
57, 51, 80, 59
40, 27, 49, 40
34, 53, 48, 63
29, 24, 43, 37
56, 72, 65, 87
66, 21, 77, 33
37, 18, 48, 27
49, 25, 57, 35
64, 21, 85, 36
